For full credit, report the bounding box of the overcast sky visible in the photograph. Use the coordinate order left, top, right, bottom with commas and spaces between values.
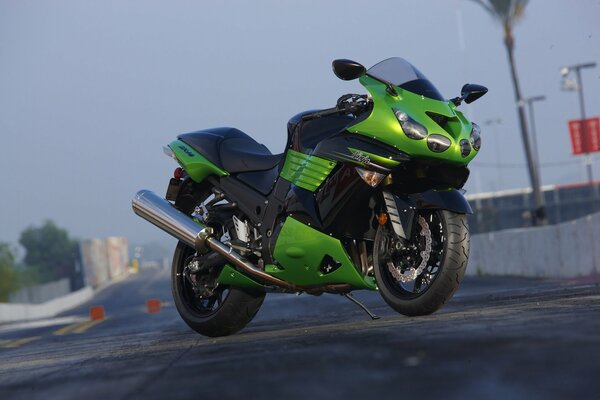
1, 0, 599, 250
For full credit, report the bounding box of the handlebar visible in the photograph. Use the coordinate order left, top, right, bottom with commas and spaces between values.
301, 107, 342, 121
301, 94, 370, 122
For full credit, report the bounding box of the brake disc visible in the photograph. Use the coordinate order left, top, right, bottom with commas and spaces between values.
387, 215, 432, 283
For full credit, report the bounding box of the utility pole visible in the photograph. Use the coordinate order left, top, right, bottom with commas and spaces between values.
524, 95, 546, 185
504, 42, 546, 226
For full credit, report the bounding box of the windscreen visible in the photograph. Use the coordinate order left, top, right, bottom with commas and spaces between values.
367, 57, 445, 101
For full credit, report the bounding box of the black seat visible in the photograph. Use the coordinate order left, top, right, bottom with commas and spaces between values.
178, 127, 282, 173
219, 137, 282, 173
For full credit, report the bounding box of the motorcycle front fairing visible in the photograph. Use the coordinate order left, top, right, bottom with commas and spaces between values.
349, 57, 478, 166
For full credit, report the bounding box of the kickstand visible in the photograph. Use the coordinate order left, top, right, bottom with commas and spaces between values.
343, 293, 380, 320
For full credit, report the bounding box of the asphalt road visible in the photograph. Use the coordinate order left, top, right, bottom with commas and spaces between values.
1, 268, 599, 400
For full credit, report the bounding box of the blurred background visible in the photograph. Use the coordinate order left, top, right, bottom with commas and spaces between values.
0, 0, 598, 299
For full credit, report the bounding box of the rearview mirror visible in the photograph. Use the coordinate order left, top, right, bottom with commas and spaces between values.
461, 83, 488, 104
332, 59, 366, 81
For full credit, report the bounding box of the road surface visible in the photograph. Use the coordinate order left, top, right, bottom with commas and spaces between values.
1, 268, 599, 400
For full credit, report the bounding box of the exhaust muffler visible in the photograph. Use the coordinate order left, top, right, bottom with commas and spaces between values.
132, 190, 211, 251
132, 190, 299, 291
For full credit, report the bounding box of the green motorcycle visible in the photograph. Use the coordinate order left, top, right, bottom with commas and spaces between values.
132, 57, 487, 337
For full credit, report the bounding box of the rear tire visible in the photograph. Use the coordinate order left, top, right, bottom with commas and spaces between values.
171, 180, 265, 337
171, 242, 265, 337
373, 210, 469, 316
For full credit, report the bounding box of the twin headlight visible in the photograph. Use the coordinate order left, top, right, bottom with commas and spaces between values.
394, 108, 481, 156
394, 109, 428, 140
470, 122, 481, 151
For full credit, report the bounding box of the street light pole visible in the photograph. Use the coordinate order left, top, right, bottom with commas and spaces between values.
561, 62, 597, 185
484, 118, 503, 191
524, 95, 546, 185
575, 67, 593, 184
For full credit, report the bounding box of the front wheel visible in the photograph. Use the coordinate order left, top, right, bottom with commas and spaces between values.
373, 210, 469, 316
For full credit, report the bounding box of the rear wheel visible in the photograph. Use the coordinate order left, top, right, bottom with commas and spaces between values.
171, 242, 265, 337
171, 182, 265, 337
373, 210, 469, 316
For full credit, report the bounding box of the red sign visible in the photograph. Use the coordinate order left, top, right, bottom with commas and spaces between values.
569, 117, 600, 155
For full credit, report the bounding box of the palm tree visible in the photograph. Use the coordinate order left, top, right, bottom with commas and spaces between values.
471, 0, 546, 225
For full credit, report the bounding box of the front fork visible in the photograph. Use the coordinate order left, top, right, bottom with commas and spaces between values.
381, 191, 415, 241
380, 188, 472, 241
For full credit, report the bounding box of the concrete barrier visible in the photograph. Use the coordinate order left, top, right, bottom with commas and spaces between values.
8, 278, 71, 304
0, 286, 94, 323
468, 211, 600, 277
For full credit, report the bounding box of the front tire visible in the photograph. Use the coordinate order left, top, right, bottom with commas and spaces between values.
373, 210, 469, 316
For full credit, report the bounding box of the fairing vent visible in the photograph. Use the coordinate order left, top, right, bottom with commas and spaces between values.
427, 111, 449, 128
427, 112, 459, 137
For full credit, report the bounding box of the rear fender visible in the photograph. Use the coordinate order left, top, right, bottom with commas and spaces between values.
168, 139, 229, 183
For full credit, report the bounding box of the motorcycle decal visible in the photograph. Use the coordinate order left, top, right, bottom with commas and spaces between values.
177, 144, 195, 158
168, 139, 229, 183
348, 148, 402, 169
279, 149, 336, 192
311, 134, 406, 172
350, 149, 371, 164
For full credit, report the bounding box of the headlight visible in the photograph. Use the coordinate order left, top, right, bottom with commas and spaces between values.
394, 109, 428, 140
427, 134, 452, 153
460, 139, 471, 157
470, 122, 481, 151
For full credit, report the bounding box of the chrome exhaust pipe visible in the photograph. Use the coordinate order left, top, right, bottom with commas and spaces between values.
204, 236, 298, 291
132, 190, 299, 291
132, 190, 210, 251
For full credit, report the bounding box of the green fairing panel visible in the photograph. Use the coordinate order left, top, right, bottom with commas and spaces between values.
349, 75, 476, 165
168, 139, 229, 183
280, 149, 336, 192
217, 264, 265, 289
273, 217, 376, 289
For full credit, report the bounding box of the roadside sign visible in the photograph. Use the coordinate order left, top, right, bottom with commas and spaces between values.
589, 117, 600, 152
569, 117, 600, 154
569, 120, 584, 154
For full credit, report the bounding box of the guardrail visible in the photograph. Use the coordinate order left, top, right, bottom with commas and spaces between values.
0, 286, 94, 323
468, 210, 600, 277
0, 269, 131, 324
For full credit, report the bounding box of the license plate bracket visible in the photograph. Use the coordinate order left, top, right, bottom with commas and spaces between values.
165, 178, 181, 201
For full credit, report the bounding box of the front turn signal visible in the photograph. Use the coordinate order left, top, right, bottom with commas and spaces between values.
355, 167, 386, 187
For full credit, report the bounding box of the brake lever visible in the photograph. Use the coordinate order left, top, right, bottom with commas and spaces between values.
337, 94, 369, 116
336, 94, 354, 109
